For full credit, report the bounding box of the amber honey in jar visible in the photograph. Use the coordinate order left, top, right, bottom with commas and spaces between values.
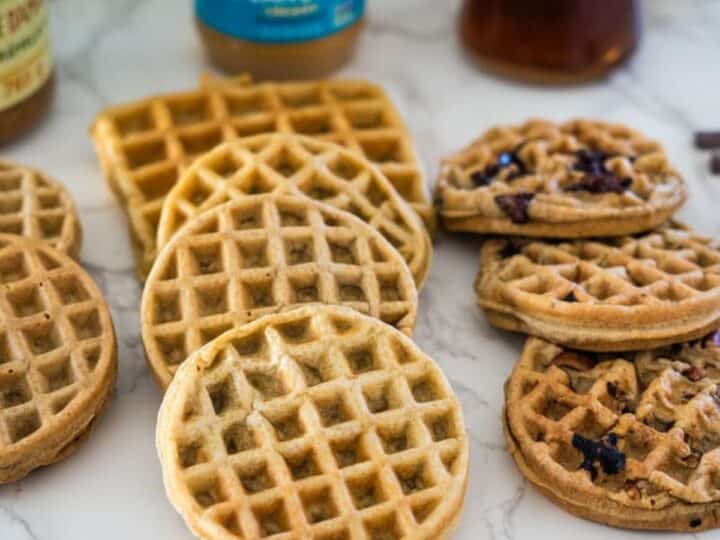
195, 0, 365, 80
0, 0, 54, 144
460, 0, 640, 84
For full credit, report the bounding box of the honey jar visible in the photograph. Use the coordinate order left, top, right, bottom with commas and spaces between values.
460, 0, 640, 84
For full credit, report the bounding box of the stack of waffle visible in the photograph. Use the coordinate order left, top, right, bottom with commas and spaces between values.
436, 118, 720, 531
91, 75, 470, 540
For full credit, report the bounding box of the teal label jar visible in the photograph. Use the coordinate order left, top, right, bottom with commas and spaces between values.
195, 0, 366, 78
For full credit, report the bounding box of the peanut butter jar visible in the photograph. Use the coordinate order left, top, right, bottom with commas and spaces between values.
195, 0, 365, 80
0, 0, 54, 144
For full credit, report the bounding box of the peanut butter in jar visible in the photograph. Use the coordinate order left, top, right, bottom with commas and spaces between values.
0, 0, 54, 145
195, 0, 365, 80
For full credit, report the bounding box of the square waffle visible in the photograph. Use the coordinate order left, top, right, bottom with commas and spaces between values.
91, 75, 432, 279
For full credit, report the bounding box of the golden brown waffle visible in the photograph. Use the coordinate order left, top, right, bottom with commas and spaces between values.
0, 160, 82, 258
143, 193, 418, 389
0, 234, 117, 483
157, 305, 468, 540
505, 335, 720, 531
476, 222, 720, 351
91, 76, 432, 279
157, 133, 432, 288
436, 119, 687, 237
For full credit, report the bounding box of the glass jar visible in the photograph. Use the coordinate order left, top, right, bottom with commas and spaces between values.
0, 0, 54, 144
460, 0, 640, 84
195, 0, 365, 80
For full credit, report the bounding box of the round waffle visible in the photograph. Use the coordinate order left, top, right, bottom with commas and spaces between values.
505, 335, 720, 531
91, 76, 432, 279
142, 193, 418, 389
156, 133, 432, 288
0, 160, 82, 258
0, 234, 117, 483
476, 222, 720, 351
157, 305, 468, 540
436, 119, 687, 237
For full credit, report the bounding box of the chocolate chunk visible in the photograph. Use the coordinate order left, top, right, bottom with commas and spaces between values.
711, 151, 720, 175
470, 170, 491, 187
572, 432, 626, 478
574, 149, 610, 174
495, 193, 534, 223
566, 173, 632, 194
690, 518, 703, 528
695, 131, 720, 149
562, 291, 577, 303
499, 240, 523, 258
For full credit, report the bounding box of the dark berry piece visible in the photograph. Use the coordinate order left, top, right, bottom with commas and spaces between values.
572, 432, 626, 478
690, 518, 703, 528
495, 193, 534, 224
574, 149, 610, 174
562, 291, 577, 303
566, 173, 632, 194
470, 170, 491, 187
601, 447, 626, 475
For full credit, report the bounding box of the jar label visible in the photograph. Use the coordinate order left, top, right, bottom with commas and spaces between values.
195, 0, 365, 44
0, 0, 53, 112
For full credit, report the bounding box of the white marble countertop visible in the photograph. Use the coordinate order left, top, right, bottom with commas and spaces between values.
2, 0, 720, 538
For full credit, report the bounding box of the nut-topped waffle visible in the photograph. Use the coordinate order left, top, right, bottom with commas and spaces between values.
157, 305, 468, 540
0, 234, 117, 483
157, 133, 432, 288
436, 119, 687, 237
91, 76, 431, 278
505, 335, 720, 531
476, 222, 720, 351
142, 193, 418, 389
0, 160, 82, 258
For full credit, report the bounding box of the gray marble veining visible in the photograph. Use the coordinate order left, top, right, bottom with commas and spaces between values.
2, 0, 720, 538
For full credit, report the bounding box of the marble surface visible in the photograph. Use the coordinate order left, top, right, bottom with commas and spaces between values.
2, 0, 720, 538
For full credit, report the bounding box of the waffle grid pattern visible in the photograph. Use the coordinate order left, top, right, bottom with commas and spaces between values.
0, 236, 114, 452
437, 119, 686, 233
143, 194, 417, 388
159, 307, 468, 540
91, 78, 431, 277
0, 161, 80, 258
157, 133, 431, 287
505, 337, 720, 530
476, 223, 720, 349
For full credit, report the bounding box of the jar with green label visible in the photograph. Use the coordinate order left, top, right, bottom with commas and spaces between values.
195, 0, 366, 80
0, 0, 54, 144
